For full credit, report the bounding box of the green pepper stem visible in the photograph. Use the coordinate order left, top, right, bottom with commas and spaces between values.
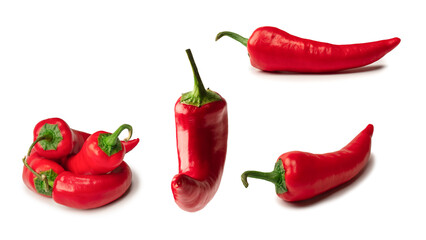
22, 133, 54, 194
104, 124, 133, 146
26, 134, 52, 157
241, 159, 288, 194
241, 170, 281, 187
215, 31, 248, 47
180, 49, 222, 107
186, 48, 207, 101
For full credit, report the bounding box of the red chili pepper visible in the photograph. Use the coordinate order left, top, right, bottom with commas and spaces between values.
52, 161, 132, 209
30, 118, 88, 161
216, 26, 400, 73
22, 153, 132, 209
64, 124, 133, 175
241, 124, 373, 202
171, 49, 228, 212
62, 128, 140, 153
22, 151, 65, 197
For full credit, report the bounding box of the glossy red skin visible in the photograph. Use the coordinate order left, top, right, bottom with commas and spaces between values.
171, 96, 228, 212
247, 26, 400, 73
278, 124, 374, 202
64, 131, 126, 175
22, 151, 65, 197
122, 138, 140, 153
52, 161, 132, 209
33, 118, 88, 161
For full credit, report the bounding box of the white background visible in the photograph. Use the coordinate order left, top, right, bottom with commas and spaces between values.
1, 0, 425, 239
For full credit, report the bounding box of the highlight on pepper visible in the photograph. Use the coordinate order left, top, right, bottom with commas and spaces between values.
216, 26, 400, 73
22, 117, 140, 209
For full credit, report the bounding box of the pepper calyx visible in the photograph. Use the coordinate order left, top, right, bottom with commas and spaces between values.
37, 123, 63, 151
241, 159, 288, 194
98, 133, 123, 156
273, 159, 287, 194
34, 169, 58, 197
98, 124, 132, 156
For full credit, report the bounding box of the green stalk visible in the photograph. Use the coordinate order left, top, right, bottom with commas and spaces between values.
180, 49, 221, 107
215, 31, 248, 47
26, 135, 52, 157
99, 124, 133, 156
241, 159, 288, 194
22, 155, 50, 194
104, 124, 133, 145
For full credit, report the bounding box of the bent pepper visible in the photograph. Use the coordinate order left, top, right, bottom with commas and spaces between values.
171, 49, 228, 212
241, 124, 374, 202
23, 152, 132, 209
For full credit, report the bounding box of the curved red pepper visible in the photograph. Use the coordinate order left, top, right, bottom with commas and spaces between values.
22, 154, 132, 209
31, 118, 88, 161
22, 151, 65, 197
64, 124, 133, 175
65, 129, 140, 153
52, 161, 132, 209
216, 26, 400, 73
171, 49, 228, 212
241, 124, 373, 202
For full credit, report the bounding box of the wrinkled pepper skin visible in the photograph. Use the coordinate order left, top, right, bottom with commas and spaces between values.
242, 124, 373, 202
217, 26, 400, 73
52, 161, 132, 209
171, 96, 228, 212
171, 49, 228, 212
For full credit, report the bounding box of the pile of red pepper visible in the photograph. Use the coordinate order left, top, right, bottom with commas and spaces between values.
22, 118, 139, 209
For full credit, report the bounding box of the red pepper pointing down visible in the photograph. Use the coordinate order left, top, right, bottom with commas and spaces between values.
171, 49, 228, 212
241, 124, 373, 202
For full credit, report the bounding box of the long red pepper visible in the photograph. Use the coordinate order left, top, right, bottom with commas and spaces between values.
216, 26, 400, 73
30, 118, 88, 161
22, 154, 132, 209
241, 124, 373, 202
171, 49, 228, 212
52, 161, 132, 209
64, 124, 133, 175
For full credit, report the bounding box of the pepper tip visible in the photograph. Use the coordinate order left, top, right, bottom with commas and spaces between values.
365, 124, 374, 136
